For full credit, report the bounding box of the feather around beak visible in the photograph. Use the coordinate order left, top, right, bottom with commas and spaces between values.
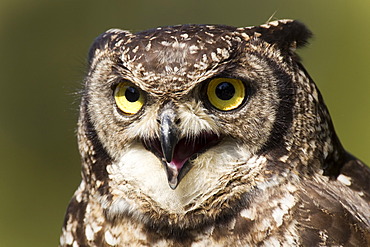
143, 102, 221, 189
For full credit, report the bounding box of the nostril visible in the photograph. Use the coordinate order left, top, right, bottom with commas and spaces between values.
157, 119, 161, 124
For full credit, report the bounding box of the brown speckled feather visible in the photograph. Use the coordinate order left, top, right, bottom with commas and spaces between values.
60, 20, 370, 246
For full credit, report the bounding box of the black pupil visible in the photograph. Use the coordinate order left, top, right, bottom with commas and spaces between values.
215, 82, 235, 100
125, 87, 140, 102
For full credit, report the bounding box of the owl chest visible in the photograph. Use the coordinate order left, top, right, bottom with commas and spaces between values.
81, 192, 299, 247
89, 213, 298, 247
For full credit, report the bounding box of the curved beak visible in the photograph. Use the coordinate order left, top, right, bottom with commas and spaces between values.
158, 103, 181, 189
159, 107, 179, 164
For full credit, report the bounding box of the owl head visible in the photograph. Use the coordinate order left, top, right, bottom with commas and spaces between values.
78, 20, 345, 223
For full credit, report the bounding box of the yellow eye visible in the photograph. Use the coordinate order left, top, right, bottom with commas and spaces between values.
114, 81, 145, 115
206, 78, 246, 111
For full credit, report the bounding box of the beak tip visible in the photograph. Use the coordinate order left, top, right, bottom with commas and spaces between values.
168, 181, 178, 190
168, 173, 179, 190
165, 162, 179, 190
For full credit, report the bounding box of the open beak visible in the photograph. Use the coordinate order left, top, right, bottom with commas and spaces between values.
143, 102, 221, 189
158, 105, 181, 189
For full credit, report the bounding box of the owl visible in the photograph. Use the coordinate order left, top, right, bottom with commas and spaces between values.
60, 19, 370, 246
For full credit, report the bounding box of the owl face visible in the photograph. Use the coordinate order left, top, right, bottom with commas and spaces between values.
83, 21, 314, 214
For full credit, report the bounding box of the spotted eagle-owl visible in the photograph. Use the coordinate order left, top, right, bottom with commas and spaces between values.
60, 19, 370, 246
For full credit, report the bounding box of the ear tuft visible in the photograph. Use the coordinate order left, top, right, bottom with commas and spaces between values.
87, 29, 132, 66
242, 19, 312, 51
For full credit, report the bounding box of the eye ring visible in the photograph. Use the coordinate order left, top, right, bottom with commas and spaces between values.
114, 81, 145, 115
206, 78, 246, 111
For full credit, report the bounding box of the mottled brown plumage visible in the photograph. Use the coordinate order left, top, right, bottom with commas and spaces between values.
60, 20, 370, 246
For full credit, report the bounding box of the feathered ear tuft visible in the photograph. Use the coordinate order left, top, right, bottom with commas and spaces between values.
87, 29, 132, 66
242, 19, 312, 51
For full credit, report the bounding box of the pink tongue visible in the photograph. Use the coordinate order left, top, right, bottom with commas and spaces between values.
169, 134, 220, 170
170, 138, 197, 170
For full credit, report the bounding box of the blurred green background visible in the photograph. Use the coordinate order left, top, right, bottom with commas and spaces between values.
0, 0, 369, 246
